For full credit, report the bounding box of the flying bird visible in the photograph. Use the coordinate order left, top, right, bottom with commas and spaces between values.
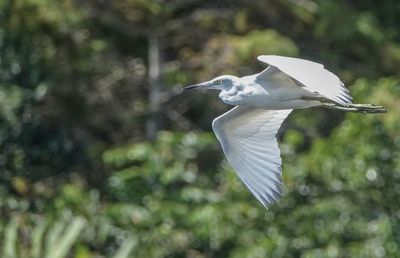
183, 55, 386, 208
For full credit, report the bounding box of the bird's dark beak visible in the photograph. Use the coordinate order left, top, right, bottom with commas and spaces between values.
182, 81, 212, 92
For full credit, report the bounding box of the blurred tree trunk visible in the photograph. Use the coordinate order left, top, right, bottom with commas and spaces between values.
146, 33, 164, 140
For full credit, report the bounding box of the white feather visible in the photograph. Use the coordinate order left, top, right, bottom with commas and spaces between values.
257, 55, 353, 105
212, 106, 292, 207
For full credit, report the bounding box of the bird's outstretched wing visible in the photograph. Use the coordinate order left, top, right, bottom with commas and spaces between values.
212, 106, 292, 207
257, 55, 352, 105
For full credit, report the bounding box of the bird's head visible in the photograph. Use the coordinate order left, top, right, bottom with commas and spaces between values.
183, 75, 239, 91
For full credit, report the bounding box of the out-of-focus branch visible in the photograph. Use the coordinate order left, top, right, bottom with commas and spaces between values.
146, 33, 164, 140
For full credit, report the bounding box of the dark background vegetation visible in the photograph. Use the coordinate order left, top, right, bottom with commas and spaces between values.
0, 0, 399, 257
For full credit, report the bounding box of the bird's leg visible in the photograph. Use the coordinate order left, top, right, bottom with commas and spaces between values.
300, 96, 386, 113
346, 103, 387, 113
322, 103, 358, 111
322, 103, 387, 113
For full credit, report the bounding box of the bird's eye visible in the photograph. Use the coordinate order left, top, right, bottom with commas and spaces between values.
216, 79, 223, 84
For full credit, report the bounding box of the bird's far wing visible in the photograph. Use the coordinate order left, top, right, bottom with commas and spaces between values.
212, 106, 292, 207
257, 55, 352, 105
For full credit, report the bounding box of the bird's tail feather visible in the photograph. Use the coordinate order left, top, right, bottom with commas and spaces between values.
323, 103, 387, 113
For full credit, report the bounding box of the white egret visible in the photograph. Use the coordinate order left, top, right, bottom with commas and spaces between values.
183, 55, 386, 208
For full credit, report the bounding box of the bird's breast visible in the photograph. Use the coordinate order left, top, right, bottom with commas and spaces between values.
219, 83, 265, 105
219, 91, 241, 106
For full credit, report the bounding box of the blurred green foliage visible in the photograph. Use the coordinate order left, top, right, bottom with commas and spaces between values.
1, 0, 400, 257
